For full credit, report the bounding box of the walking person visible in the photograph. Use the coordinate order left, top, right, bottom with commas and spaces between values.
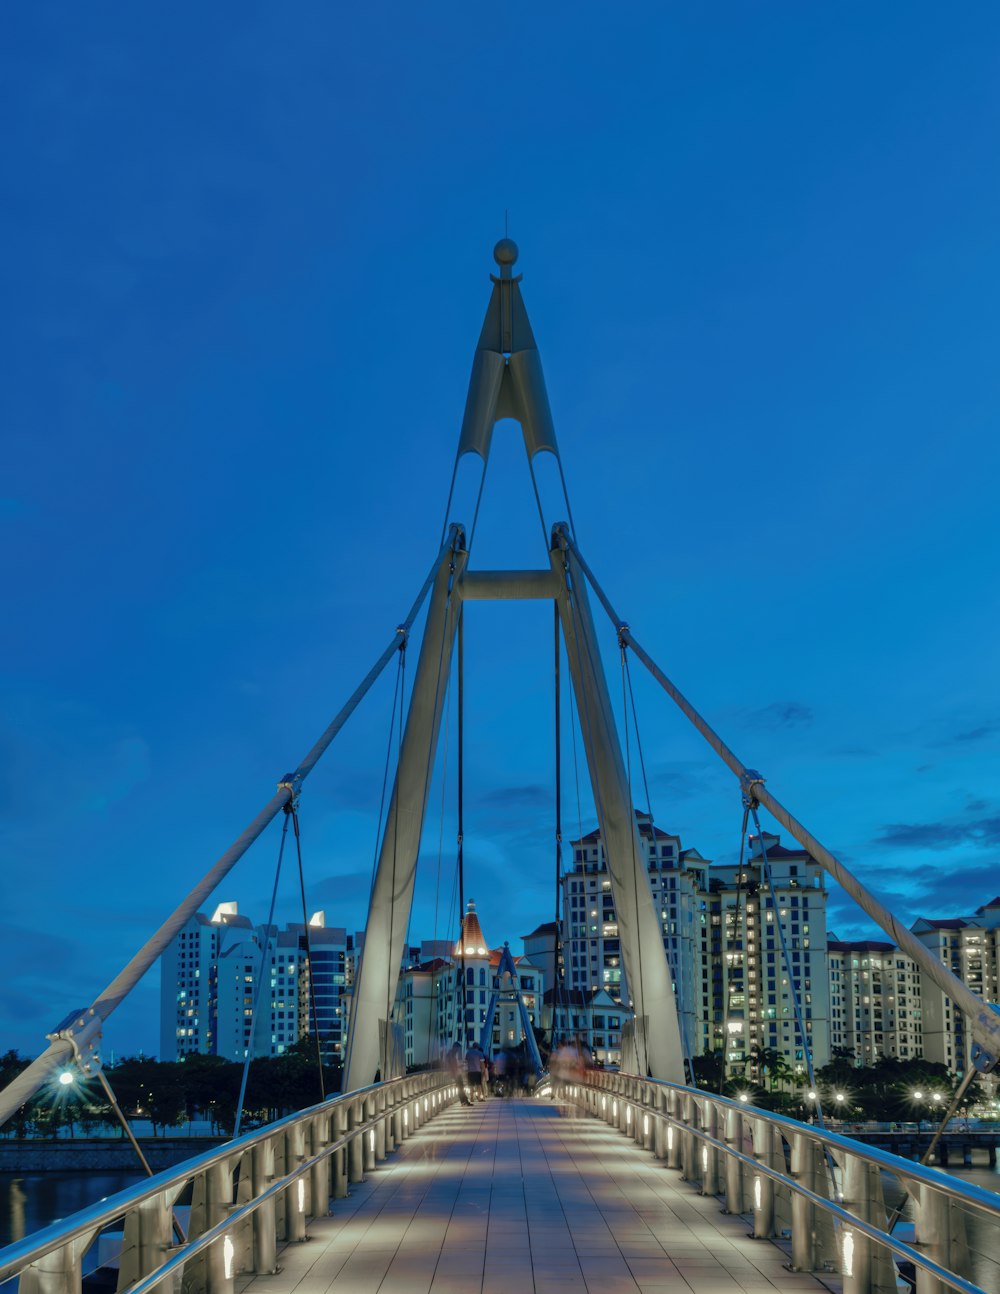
465, 1039, 486, 1103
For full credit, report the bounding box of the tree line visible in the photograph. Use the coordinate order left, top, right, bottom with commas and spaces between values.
691, 1045, 985, 1121
0, 1043, 342, 1138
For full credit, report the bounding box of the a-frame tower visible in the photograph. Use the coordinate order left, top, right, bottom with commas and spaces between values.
344, 241, 686, 1089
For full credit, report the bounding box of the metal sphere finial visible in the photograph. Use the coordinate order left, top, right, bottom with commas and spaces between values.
493, 237, 519, 268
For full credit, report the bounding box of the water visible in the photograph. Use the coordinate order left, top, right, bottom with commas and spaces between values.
0, 1170, 145, 1248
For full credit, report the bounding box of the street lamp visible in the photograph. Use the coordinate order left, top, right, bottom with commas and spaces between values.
58, 1071, 74, 1087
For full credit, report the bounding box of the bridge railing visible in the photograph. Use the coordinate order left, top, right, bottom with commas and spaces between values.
577, 1070, 999, 1294
0, 1071, 457, 1294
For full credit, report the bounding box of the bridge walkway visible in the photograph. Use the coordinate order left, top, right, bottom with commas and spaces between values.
240, 1097, 834, 1294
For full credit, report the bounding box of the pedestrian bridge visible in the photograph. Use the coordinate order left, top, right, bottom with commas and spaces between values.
3, 1072, 999, 1294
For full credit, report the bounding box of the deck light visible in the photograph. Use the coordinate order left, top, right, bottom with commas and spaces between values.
842, 1229, 855, 1277
296, 1180, 305, 1213
753, 1176, 762, 1210
369, 1131, 375, 1151
223, 1234, 235, 1279
701, 1147, 708, 1172
643, 1115, 649, 1136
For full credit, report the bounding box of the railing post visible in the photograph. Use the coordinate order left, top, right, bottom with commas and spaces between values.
375, 1086, 388, 1161
205, 1160, 237, 1294
912, 1180, 970, 1294
840, 1152, 899, 1294
790, 1132, 819, 1272
310, 1114, 330, 1220
700, 1101, 719, 1197
348, 1100, 365, 1185
723, 1105, 744, 1215
332, 1102, 349, 1199
748, 1116, 775, 1240
680, 1091, 696, 1182
364, 1094, 377, 1172
652, 1088, 667, 1160
251, 1139, 277, 1274
283, 1126, 307, 1243
20, 1233, 96, 1294
666, 1091, 682, 1170
384, 1084, 396, 1153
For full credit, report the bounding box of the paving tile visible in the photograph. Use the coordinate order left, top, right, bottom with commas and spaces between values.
236, 1096, 833, 1294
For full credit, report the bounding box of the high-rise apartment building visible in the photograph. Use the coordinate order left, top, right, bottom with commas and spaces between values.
562, 813, 709, 1059
911, 899, 1000, 1075
707, 833, 830, 1081
160, 905, 349, 1062
827, 939, 923, 1065
159, 902, 256, 1059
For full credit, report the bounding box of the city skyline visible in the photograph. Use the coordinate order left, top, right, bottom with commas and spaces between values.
3, 7, 999, 1064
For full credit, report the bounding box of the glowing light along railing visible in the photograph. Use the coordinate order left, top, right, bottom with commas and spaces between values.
0, 1071, 456, 1294
576, 1070, 1000, 1294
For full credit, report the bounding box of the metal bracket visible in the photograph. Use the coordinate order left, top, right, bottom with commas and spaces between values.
278, 773, 302, 813
740, 769, 766, 809
46, 1006, 104, 1076
972, 1004, 1000, 1073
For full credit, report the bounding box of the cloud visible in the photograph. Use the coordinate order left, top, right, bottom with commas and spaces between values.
475, 785, 550, 810
873, 813, 1000, 851
747, 701, 813, 730
940, 720, 1000, 746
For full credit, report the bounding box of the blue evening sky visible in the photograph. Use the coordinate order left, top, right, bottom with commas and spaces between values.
1, 5, 998, 1060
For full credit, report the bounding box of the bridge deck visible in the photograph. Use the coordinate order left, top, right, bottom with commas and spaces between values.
242, 1097, 833, 1294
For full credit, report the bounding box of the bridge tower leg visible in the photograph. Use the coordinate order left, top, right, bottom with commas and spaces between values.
551, 540, 685, 1084
344, 541, 468, 1092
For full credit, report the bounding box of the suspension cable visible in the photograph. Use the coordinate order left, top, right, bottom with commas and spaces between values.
289, 803, 325, 1103
748, 803, 828, 1128
234, 813, 290, 1136
553, 601, 564, 1046
457, 605, 466, 1043
719, 805, 750, 1094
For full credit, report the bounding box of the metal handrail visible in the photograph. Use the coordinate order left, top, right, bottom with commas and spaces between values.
583, 1070, 1000, 1294
0, 1071, 451, 1287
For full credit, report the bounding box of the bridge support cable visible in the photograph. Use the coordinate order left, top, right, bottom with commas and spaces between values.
344, 538, 469, 1090
554, 524, 1000, 1073
233, 810, 291, 1137
289, 803, 326, 1104
456, 605, 467, 1044
750, 808, 829, 1130
0, 527, 464, 1132
718, 804, 750, 1094
550, 539, 686, 1084
551, 601, 566, 1048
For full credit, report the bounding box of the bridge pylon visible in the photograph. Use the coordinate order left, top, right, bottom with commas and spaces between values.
345, 241, 686, 1089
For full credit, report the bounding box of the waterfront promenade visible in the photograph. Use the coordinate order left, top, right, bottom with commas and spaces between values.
240, 1097, 830, 1294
